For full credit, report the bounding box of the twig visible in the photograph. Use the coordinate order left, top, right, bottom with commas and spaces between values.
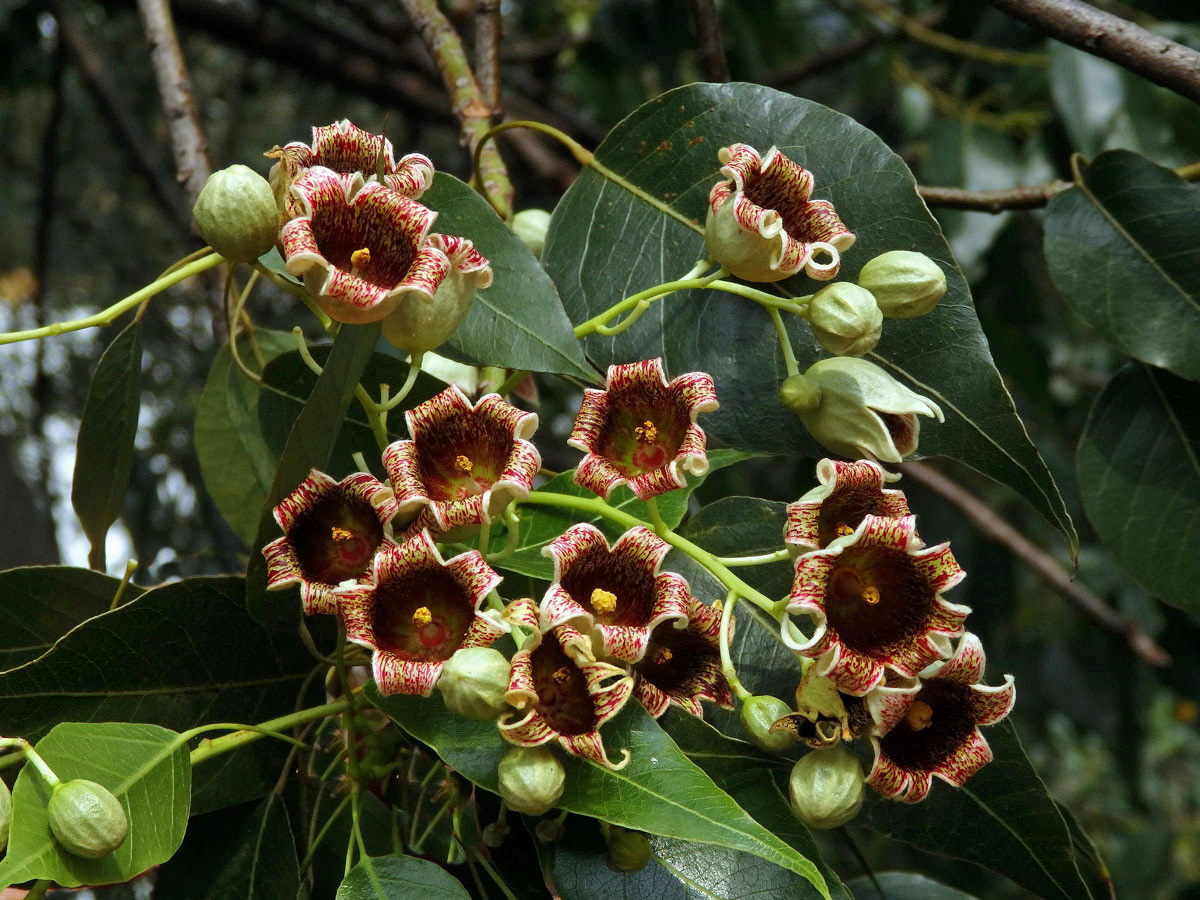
689, 0, 730, 83
474, 0, 502, 112
854, 0, 1049, 67
989, 0, 1200, 106
399, 0, 514, 218
137, 0, 211, 207
902, 462, 1169, 667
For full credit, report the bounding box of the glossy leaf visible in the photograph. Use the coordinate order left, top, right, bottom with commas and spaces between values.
1076, 362, 1200, 612
678, 496, 792, 600
491, 449, 761, 580
864, 720, 1100, 900
542, 81, 1075, 551
195, 329, 295, 544
245, 322, 382, 629
155, 795, 299, 900
0, 722, 189, 888
846, 872, 980, 900
421, 173, 594, 380
1045, 150, 1200, 381
0, 566, 142, 671
370, 687, 830, 897
71, 319, 143, 569
337, 853, 469, 900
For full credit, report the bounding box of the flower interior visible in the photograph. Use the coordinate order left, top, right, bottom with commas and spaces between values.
635, 622, 713, 696
415, 411, 512, 501
878, 681, 974, 774
289, 492, 383, 585
310, 193, 417, 291
530, 635, 596, 736
370, 567, 475, 662
744, 165, 835, 266
595, 383, 689, 477
560, 545, 656, 627
874, 411, 917, 456
824, 546, 930, 654
818, 490, 894, 549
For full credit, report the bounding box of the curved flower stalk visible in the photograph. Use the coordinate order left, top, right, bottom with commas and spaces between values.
706, 144, 855, 283
262, 469, 398, 616
783, 514, 969, 696
540, 524, 691, 664
270, 119, 434, 200
383, 385, 541, 539
631, 597, 733, 718
866, 633, 1015, 803
785, 458, 913, 554
336, 530, 507, 697
569, 358, 718, 501
280, 167, 491, 325
499, 599, 634, 770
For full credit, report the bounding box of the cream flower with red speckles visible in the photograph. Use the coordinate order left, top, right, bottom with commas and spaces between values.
335, 530, 507, 697
499, 599, 633, 770
785, 458, 913, 554
783, 514, 968, 696
866, 633, 1015, 803
631, 597, 733, 719
383, 385, 540, 540
540, 524, 691, 664
569, 358, 718, 502
262, 469, 398, 616
705, 144, 855, 283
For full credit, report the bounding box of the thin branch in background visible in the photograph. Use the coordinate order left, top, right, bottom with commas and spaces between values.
854, 0, 1049, 67
689, 0, 730, 83
989, 0, 1200, 106
474, 0, 502, 112
399, 0, 514, 218
136, 0, 211, 207
902, 462, 1170, 667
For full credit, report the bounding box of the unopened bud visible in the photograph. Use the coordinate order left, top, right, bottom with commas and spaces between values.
856, 250, 946, 319
606, 826, 652, 872
739, 695, 798, 753
807, 283, 882, 357
192, 165, 279, 262
778, 374, 822, 415
0, 777, 11, 852
48, 779, 129, 859
438, 647, 512, 721
788, 746, 864, 830
511, 209, 551, 258
497, 746, 565, 816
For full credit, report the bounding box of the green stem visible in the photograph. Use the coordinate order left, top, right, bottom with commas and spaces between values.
719, 590, 751, 701
189, 698, 353, 765
477, 520, 492, 557
300, 795, 351, 870
715, 549, 791, 567
473, 851, 521, 900
0, 738, 60, 787
23, 880, 53, 900
573, 263, 719, 338
643, 496, 668, 534
299, 620, 338, 665
253, 261, 331, 328
487, 504, 521, 563
494, 369, 529, 397
412, 798, 454, 854
108, 559, 139, 611
0, 252, 223, 345
377, 352, 425, 412
768, 307, 800, 377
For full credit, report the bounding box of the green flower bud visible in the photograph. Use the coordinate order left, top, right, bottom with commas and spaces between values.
788, 746, 864, 830
807, 283, 883, 357
740, 695, 799, 753
778, 374, 822, 415
497, 746, 565, 816
192, 165, 279, 262
796, 357, 943, 463
48, 779, 129, 859
606, 826, 653, 872
857, 250, 946, 319
511, 209, 551, 259
438, 647, 512, 721
0, 777, 11, 852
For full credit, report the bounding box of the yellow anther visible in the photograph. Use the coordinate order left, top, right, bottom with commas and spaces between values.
331, 527, 353, 542
634, 420, 658, 443
652, 647, 673, 665
350, 247, 371, 268
590, 588, 618, 615
861, 585, 881, 605
904, 700, 933, 732
455, 454, 474, 474
412, 606, 433, 628
835, 523, 854, 537
553, 666, 572, 684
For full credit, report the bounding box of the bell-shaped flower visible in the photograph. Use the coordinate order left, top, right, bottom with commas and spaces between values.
335, 530, 507, 697
785, 458, 913, 554
280, 167, 491, 325
541, 524, 691, 664
705, 144, 855, 283
783, 358, 944, 463
865, 633, 1015, 803
569, 358, 718, 501
270, 119, 434, 200
631, 597, 733, 718
262, 469, 398, 616
499, 598, 633, 770
783, 514, 969, 696
383, 385, 540, 540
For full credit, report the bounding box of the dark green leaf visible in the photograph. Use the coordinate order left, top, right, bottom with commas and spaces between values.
542, 82, 1075, 552
846, 872, 980, 899
0, 722, 189, 888
245, 322, 381, 629
678, 496, 792, 600
370, 688, 829, 897
71, 319, 143, 569
155, 795, 299, 900
337, 853, 469, 900
195, 329, 295, 545
1045, 150, 1200, 381
0, 566, 142, 671
421, 173, 595, 380
1076, 362, 1200, 612
492, 449, 761, 579
0, 576, 321, 814
864, 720, 1099, 900
294, 784, 395, 900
